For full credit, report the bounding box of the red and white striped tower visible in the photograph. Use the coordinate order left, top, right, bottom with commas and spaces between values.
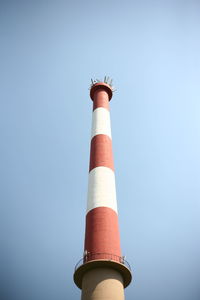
74, 79, 132, 300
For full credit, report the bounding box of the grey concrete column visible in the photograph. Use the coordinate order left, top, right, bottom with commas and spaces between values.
81, 267, 125, 300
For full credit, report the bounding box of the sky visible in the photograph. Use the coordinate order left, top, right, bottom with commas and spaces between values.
0, 0, 200, 299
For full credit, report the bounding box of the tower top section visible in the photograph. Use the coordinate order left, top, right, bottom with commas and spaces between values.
90, 77, 114, 101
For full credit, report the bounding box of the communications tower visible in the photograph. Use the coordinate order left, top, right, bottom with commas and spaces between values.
74, 78, 132, 300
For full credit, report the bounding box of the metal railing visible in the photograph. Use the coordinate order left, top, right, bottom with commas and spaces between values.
74, 252, 131, 271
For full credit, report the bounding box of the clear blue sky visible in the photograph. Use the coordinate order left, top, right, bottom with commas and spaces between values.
1, 0, 200, 299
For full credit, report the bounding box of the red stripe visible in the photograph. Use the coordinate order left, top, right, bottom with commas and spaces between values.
93, 89, 110, 111
84, 207, 121, 262
89, 134, 114, 172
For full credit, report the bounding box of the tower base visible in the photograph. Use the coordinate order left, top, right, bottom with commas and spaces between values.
81, 267, 124, 300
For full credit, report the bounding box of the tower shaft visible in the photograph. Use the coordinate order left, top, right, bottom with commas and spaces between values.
74, 82, 132, 300
85, 86, 121, 262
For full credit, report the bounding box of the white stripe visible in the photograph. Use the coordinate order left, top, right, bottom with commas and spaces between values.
86, 166, 118, 214
91, 107, 112, 139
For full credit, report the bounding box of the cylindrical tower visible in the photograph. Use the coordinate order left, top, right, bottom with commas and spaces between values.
74, 80, 132, 300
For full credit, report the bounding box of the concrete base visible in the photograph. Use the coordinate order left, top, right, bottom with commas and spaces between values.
81, 267, 124, 300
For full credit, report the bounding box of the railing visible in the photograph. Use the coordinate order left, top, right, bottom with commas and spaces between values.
74, 252, 131, 271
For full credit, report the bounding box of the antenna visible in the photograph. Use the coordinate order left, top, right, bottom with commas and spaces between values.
90, 76, 115, 92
